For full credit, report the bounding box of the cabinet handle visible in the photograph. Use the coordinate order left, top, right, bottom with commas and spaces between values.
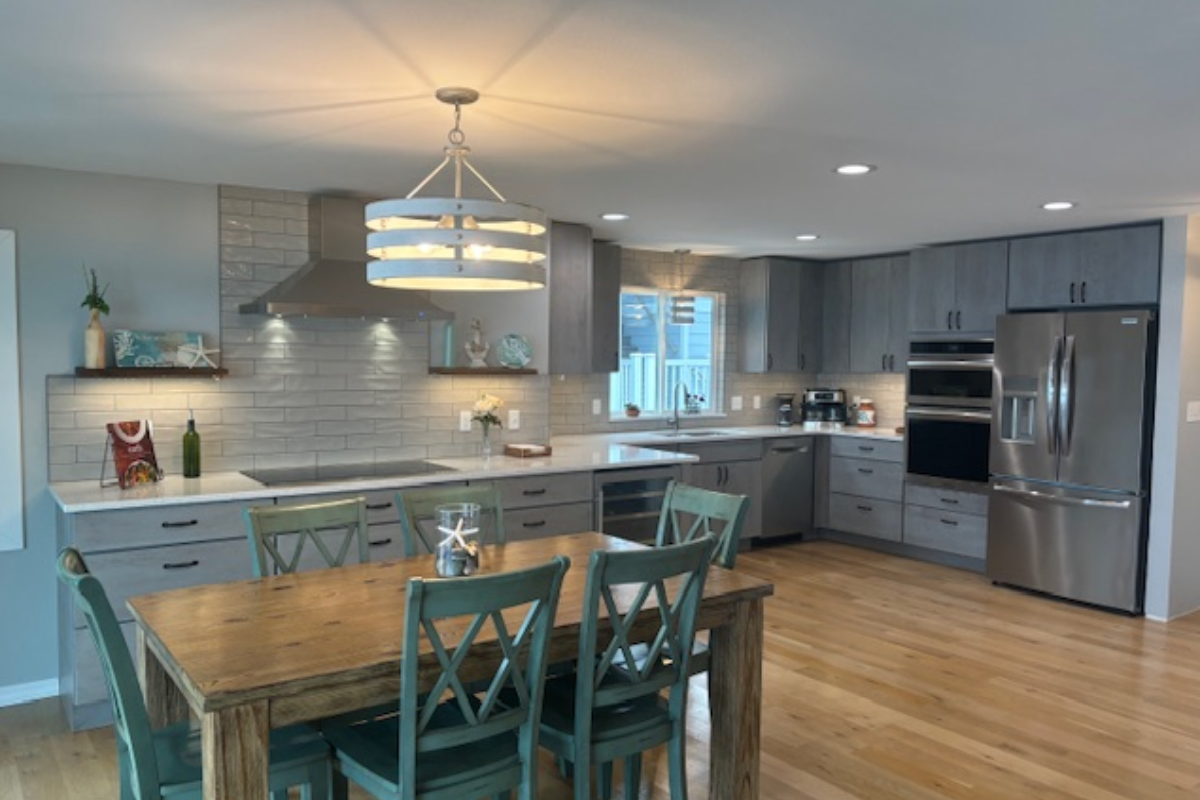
366, 502, 393, 511
947, 310, 953, 330
1070, 281, 1076, 303
160, 519, 198, 529
940, 518, 960, 526
767, 353, 774, 370
800, 353, 805, 371
939, 498, 960, 505
1081, 281, 1087, 304
369, 538, 393, 547
522, 488, 548, 496
522, 520, 547, 528
889, 354, 896, 371
882, 354, 887, 371
162, 560, 199, 570
857, 467, 874, 474
858, 445, 875, 452
956, 310, 962, 330
856, 504, 874, 512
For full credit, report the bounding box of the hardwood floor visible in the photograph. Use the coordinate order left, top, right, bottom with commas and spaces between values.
6, 540, 1200, 799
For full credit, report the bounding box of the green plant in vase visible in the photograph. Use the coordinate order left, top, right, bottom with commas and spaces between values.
80, 265, 110, 369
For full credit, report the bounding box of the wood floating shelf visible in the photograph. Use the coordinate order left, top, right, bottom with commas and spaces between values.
428, 367, 538, 376
74, 367, 229, 378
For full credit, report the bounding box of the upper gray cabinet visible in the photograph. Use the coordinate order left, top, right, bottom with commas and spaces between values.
849, 255, 908, 374
548, 222, 621, 374
821, 261, 853, 373
908, 241, 1008, 335
740, 257, 822, 373
1007, 224, 1160, 310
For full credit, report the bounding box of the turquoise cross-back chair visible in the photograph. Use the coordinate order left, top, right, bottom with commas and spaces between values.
244, 496, 371, 577
395, 483, 506, 557
56, 547, 333, 800
322, 556, 570, 800
536, 535, 715, 800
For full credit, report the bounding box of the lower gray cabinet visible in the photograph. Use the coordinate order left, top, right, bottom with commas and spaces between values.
488, 471, 595, 541
676, 439, 763, 540
825, 437, 905, 541
902, 482, 988, 559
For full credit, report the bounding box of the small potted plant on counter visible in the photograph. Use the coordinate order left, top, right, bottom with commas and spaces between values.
624, 403, 641, 418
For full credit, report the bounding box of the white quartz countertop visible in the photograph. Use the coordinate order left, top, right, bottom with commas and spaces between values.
49, 423, 902, 513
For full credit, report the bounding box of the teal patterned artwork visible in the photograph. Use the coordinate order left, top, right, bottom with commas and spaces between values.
113, 330, 204, 368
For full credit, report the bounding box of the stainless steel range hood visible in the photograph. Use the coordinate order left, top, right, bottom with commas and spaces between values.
238, 196, 452, 320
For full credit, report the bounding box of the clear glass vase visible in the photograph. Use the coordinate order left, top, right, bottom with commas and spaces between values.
481, 423, 492, 459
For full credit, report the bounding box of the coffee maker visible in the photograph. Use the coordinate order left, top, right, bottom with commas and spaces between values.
801, 388, 848, 423
774, 393, 796, 427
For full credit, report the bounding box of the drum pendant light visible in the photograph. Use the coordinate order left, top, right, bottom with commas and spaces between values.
365, 87, 547, 291
669, 248, 695, 325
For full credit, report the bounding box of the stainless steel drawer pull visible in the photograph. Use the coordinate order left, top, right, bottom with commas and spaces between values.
858, 446, 874, 452
857, 468, 874, 474
939, 498, 959, 505
856, 504, 873, 512
160, 519, 198, 528
523, 520, 547, 528
162, 560, 199, 570
366, 502, 393, 511
369, 538, 393, 547
940, 518, 959, 526
522, 488, 548, 496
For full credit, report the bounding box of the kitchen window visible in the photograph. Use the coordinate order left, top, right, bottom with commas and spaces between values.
609, 288, 723, 417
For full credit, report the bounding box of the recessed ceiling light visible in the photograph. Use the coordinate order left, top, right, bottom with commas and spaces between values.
600, 212, 630, 221
1041, 201, 1076, 211
795, 234, 820, 241
835, 164, 877, 176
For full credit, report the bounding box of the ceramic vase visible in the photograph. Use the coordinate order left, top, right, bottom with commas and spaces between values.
84, 309, 107, 369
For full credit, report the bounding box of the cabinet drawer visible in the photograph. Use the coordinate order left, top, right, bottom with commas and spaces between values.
673, 439, 761, 463
493, 472, 593, 509
903, 505, 987, 559
828, 493, 902, 541
830, 437, 904, 463
73, 501, 248, 552
292, 488, 428, 527
365, 521, 406, 562
76, 538, 252, 628
829, 457, 904, 502
74, 623, 136, 705
904, 483, 988, 516
505, 502, 595, 542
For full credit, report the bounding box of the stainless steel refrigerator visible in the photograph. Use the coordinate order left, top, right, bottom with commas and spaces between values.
988, 309, 1155, 613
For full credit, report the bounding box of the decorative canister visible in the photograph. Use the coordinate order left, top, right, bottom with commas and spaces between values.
856, 398, 877, 428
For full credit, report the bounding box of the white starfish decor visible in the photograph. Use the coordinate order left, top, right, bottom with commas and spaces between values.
176, 337, 220, 369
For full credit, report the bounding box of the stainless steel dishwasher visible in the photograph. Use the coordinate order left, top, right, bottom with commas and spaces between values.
761, 437, 814, 538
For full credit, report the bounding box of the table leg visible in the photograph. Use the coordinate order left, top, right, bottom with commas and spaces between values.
136, 627, 189, 727
202, 702, 270, 800
709, 597, 764, 800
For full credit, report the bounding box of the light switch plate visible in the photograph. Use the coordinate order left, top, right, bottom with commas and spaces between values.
459, 410, 472, 432
592, 398, 602, 415
508, 409, 521, 430
731, 396, 743, 411
1188, 401, 1200, 423
752, 395, 762, 410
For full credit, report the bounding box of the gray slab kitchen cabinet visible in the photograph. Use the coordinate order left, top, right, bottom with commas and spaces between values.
821, 261, 853, 373
548, 221, 621, 374
902, 481, 988, 561
850, 255, 909, 374
739, 257, 822, 373
826, 437, 905, 540
485, 472, 595, 541
1007, 223, 1160, 310
908, 241, 1009, 335
674, 439, 763, 540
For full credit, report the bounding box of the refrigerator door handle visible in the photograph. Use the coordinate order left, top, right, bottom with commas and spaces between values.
1046, 336, 1061, 456
991, 483, 1133, 510
1060, 334, 1075, 457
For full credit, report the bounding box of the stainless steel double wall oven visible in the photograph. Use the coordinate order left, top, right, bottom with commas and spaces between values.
905, 339, 994, 488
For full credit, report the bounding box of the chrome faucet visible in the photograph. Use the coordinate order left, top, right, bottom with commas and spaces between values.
667, 381, 690, 431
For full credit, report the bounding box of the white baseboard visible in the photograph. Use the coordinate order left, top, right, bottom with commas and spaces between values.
0, 678, 59, 708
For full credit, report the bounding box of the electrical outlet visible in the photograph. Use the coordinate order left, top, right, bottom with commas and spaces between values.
752, 395, 762, 410
508, 409, 521, 430
731, 396, 743, 411
592, 398, 602, 415
459, 410, 472, 432
1188, 401, 1200, 423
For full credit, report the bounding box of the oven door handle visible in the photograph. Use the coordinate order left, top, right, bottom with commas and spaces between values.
906, 359, 994, 369
905, 407, 992, 423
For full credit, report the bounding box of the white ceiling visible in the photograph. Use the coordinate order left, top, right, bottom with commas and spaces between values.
5, 0, 1200, 259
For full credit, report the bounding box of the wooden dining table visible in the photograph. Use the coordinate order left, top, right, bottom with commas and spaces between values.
127, 531, 775, 800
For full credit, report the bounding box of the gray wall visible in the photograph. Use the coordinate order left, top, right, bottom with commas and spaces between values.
0, 164, 217, 693
1145, 216, 1200, 619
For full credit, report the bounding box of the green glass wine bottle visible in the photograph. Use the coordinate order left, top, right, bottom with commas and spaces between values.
183, 411, 201, 478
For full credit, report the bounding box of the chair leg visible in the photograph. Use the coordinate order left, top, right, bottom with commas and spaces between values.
574, 753, 593, 800
557, 756, 574, 780
598, 761, 613, 799
332, 766, 350, 800
624, 753, 642, 799
668, 729, 689, 800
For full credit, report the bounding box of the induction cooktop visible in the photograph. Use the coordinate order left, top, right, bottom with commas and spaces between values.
240, 460, 456, 487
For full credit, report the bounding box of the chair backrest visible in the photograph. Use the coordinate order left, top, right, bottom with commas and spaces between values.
398, 556, 569, 800
395, 483, 506, 557
655, 481, 749, 569
243, 496, 370, 577
57, 547, 162, 800
575, 536, 715, 730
